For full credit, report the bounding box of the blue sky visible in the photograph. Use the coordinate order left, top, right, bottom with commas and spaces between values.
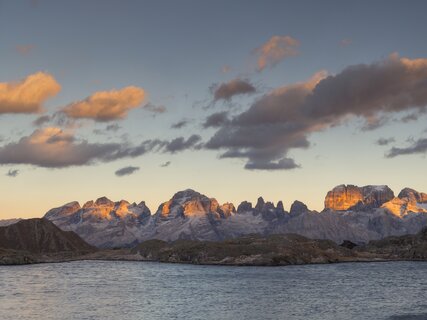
1, 0, 427, 218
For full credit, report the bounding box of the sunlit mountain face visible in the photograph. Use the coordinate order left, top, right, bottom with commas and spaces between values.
1, 0, 427, 221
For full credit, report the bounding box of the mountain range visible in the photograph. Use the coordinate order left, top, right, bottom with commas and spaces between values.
18, 184, 425, 248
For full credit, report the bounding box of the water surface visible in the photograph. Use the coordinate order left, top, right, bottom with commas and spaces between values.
1, 261, 426, 320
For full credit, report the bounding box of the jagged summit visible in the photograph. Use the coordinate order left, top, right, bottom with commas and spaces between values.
324, 184, 394, 211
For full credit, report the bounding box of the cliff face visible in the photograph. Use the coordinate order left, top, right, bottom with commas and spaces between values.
324, 185, 394, 211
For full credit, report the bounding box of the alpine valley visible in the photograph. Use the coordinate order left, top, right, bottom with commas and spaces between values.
5, 184, 424, 249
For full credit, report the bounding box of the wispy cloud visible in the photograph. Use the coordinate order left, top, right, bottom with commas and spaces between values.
160, 161, 171, 167
171, 119, 188, 129
376, 137, 395, 146
143, 102, 166, 114
255, 35, 299, 71
115, 166, 139, 177
386, 138, 427, 157
340, 38, 352, 47
6, 169, 19, 177
0, 72, 61, 114
16, 44, 34, 55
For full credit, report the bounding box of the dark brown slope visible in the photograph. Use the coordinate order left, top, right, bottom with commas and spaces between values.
130, 234, 360, 266
357, 227, 427, 259
0, 218, 95, 254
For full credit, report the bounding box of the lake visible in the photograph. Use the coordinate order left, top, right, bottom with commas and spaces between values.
1, 261, 426, 320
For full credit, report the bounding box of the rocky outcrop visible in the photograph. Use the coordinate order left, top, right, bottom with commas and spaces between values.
324, 184, 394, 211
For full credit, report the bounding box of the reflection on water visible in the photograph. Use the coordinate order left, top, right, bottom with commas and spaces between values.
1, 261, 427, 320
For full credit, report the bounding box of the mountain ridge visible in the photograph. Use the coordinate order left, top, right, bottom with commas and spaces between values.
3, 184, 427, 248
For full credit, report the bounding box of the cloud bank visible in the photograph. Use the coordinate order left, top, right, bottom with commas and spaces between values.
0, 127, 201, 168
0, 72, 61, 114
206, 55, 427, 170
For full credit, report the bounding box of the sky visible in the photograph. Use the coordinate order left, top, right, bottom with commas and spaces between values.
1, 0, 427, 219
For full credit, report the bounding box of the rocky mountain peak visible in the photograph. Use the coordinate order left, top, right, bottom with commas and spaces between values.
277, 201, 285, 213
237, 201, 253, 213
157, 189, 217, 219
398, 188, 427, 203
255, 197, 265, 211
324, 184, 394, 211
290, 200, 308, 216
44, 201, 81, 219
95, 196, 114, 207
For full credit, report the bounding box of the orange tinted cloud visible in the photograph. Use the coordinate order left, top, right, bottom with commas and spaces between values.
16, 44, 34, 55
0, 72, 61, 114
63, 86, 145, 121
255, 35, 299, 71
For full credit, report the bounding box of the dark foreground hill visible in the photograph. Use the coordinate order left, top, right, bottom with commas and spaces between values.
0, 218, 96, 265
127, 227, 427, 266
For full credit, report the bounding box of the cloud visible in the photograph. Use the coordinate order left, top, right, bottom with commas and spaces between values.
376, 137, 395, 146
221, 65, 231, 73
62, 86, 145, 121
255, 35, 299, 71
212, 78, 256, 101
33, 115, 51, 126
171, 120, 188, 129
143, 102, 166, 114
0, 127, 202, 168
6, 169, 19, 177
150, 134, 202, 153
115, 166, 139, 177
203, 111, 229, 128
160, 161, 171, 167
0, 72, 61, 114
106, 123, 121, 132
16, 44, 34, 55
206, 54, 427, 170
386, 138, 427, 157
340, 39, 352, 47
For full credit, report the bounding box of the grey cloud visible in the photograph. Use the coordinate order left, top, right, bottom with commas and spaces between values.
212, 78, 256, 101
203, 111, 229, 128
6, 169, 19, 177
94, 123, 121, 135
386, 138, 427, 158
33, 115, 51, 126
106, 124, 121, 132
150, 134, 202, 153
115, 166, 139, 177
376, 137, 395, 146
160, 161, 171, 167
0, 128, 201, 168
206, 55, 427, 170
171, 120, 188, 129
143, 102, 166, 114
